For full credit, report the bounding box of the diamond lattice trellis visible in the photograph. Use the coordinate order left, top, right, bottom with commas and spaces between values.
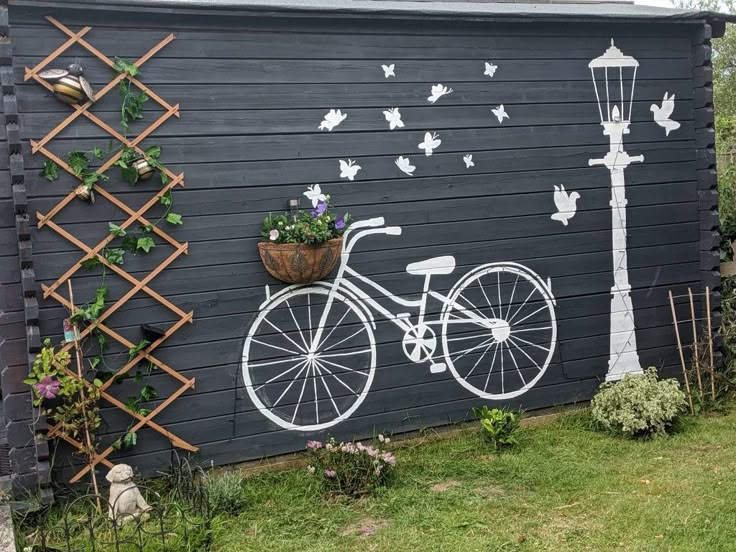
26, 17, 198, 484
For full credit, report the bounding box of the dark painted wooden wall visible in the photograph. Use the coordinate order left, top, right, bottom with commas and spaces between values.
1, 4, 718, 480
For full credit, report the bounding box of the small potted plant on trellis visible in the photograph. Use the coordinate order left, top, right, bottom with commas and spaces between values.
258, 185, 350, 284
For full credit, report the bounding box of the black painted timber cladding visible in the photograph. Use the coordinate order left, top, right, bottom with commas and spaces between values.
0, 4, 718, 480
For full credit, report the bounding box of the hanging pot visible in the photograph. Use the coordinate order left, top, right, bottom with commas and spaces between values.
133, 158, 155, 181
257, 238, 342, 284
74, 184, 93, 203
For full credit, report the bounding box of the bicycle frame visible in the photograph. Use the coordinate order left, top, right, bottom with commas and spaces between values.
308, 218, 496, 354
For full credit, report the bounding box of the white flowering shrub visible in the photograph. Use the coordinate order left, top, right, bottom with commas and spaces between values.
305, 435, 396, 496
591, 368, 687, 438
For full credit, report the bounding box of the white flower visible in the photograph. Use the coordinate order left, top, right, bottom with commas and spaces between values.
307, 465, 316, 475
269, 229, 279, 241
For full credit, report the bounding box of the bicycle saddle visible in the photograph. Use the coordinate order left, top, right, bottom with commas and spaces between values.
406, 256, 456, 276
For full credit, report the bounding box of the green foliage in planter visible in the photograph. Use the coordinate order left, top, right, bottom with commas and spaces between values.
261, 185, 351, 245
472, 405, 521, 451
591, 368, 687, 438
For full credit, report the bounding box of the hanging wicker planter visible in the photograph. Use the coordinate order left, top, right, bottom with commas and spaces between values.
257, 238, 342, 284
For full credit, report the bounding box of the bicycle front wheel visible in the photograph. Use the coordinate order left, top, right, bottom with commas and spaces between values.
441, 263, 557, 400
243, 286, 376, 431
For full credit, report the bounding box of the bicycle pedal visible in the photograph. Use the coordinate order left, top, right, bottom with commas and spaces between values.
430, 363, 446, 374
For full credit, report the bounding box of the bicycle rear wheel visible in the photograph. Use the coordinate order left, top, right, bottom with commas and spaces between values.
441, 263, 557, 400
243, 286, 376, 431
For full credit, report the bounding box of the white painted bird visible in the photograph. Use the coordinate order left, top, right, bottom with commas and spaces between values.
484, 62, 498, 78
318, 109, 347, 131
427, 84, 453, 104
650, 92, 680, 136
383, 108, 405, 130
339, 159, 361, 181
382, 64, 395, 78
395, 156, 416, 176
463, 154, 474, 168
491, 104, 510, 124
418, 132, 441, 156
551, 185, 580, 226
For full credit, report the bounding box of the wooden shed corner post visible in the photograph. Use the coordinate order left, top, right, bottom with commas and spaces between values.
693, 22, 722, 366
0, 2, 53, 503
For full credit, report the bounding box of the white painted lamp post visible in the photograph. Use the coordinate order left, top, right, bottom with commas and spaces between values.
588, 40, 644, 381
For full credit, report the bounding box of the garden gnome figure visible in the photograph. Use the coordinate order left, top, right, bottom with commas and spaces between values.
106, 464, 151, 525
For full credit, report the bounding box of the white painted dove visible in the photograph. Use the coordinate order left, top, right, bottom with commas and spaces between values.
551, 185, 580, 226
650, 92, 680, 136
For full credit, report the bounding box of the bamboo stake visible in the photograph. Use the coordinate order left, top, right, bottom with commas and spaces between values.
669, 290, 695, 415
688, 288, 703, 395
68, 280, 102, 512
706, 286, 716, 400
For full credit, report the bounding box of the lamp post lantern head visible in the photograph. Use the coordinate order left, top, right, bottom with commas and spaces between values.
589, 39, 639, 127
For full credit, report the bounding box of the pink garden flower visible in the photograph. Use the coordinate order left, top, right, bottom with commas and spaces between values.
34, 376, 60, 400
269, 229, 280, 241
306, 440, 323, 449
324, 469, 336, 478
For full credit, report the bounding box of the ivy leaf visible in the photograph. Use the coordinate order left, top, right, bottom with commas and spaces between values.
82, 172, 100, 191
121, 166, 139, 186
113, 57, 139, 77
40, 160, 59, 181
92, 147, 104, 159
136, 236, 155, 253
108, 222, 127, 237
103, 247, 125, 266
160, 171, 170, 185
96, 331, 108, 352
93, 378, 103, 388
141, 224, 153, 233
140, 384, 158, 402
128, 339, 150, 360
67, 151, 89, 177
160, 191, 172, 207
166, 213, 183, 225
79, 257, 101, 271
88, 356, 101, 370
144, 145, 161, 159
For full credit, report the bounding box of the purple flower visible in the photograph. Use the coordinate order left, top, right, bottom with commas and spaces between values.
311, 201, 327, 218
335, 217, 346, 230
35, 376, 60, 400
306, 440, 323, 449
324, 469, 336, 478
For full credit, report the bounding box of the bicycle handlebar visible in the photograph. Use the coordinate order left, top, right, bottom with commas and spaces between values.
349, 217, 385, 230
385, 226, 402, 235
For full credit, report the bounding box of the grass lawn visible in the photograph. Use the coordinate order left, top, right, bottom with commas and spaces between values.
212, 409, 736, 552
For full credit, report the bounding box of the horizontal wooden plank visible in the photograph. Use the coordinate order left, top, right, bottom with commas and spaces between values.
13, 56, 691, 87
19, 101, 694, 141
16, 79, 695, 114
9, 26, 692, 60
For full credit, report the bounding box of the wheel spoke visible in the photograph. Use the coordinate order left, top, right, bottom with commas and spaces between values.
477, 277, 498, 318
506, 273, 520, 319
314, 362, 342, 416
251, 338, 302, 357
253, 357, 308, 392
263, 319, 306, 354
465, 339, 496, 380
307, 293, 314, 349
506, 343, 527, 386
456, 292, 483, 315
511, 325, 552, 335
508, 336, 544, 372
446, 331, 493, 344
497, 271, 503, 317
500, 341, 505, 394
313, 304, 353, 350
507, 286, 536, 325
452, 335, 496, 360
321, 326, 366, 354
312, 365, 319, 425
315, 359, 360, 395
511, 304, 549, 327
318, 348, 373, 359
285, 299, 310, 352
509, 334, 550, 353
317, 357, 371, 377
272, 359, 309, 407
248, 356, 304, 369
482, 343, 500, 393
291, 361, 312, 424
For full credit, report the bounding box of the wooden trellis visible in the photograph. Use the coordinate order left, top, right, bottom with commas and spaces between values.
26, 17, 198, 483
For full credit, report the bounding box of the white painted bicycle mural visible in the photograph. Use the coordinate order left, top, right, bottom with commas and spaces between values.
243, 218, 557, 431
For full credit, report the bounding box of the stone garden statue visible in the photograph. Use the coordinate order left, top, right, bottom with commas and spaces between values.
106, 464, 151, 525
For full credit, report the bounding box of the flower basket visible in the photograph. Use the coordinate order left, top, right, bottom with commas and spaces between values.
258, 238, 342, 284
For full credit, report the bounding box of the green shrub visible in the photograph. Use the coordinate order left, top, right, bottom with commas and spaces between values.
591, 368, 687, 438
205, 471, 247, 515
305, 437, 396, 497
472, 406, 521, 450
